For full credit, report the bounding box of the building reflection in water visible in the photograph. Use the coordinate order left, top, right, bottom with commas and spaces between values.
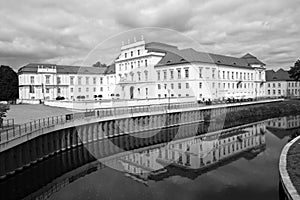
266, 115, 300, 140
117, 122, 266, 183
3, 115, 300, 200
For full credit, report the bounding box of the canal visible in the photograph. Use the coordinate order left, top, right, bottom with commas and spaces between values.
0, 115, 299, 200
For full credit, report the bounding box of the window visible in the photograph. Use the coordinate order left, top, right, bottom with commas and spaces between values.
100, 87, 103, 92
213, 82, 215, 88
177, 69, 181, 79
157, 71, 161, 80
278, 83, 281, 87
170, 70, 174, 79
85, 77, 89, 85
268, 83, 271, 87
46, 75, 50, 84
70, 88, 74, 93
232, 72, 234, 79
30, 76, 34, 84
185, 68, 189, 78
212, 69, 216, 79
145, 59, 148, 67
29, 85, 34, 93
86, 87, 89, 92
78, 88, 81, 92
278, 90, 281, 95
144, 71, 148, 81
78, 77, 82, 85
131, 51, 133, 57
57, 88, 61, 94
146, 88, 148, 95
199, 82, 202, 88
138, 50, 140, 55
138, 72, 141, 81
268, 90, 271, 95
100, 77, 103, 84
125, 53, 127, 58
178, 83, 181, 89
93, 87, 96, 92
273, 83, 276, 88
131, 73, 134, 81
57, 77, 61, 84
171, 83, 174, 89
273, 90, 276, 95
199, 67, 203, 78
223, 71, 225, 79
163, 70, 167, 80
93, 77, 96, 84
186, 83, 189, 89
164, 84, 167, 89
158, 84, 161, 90
46, 88, 49, 93
70, 77, 74, 85
227, 71, 229, 79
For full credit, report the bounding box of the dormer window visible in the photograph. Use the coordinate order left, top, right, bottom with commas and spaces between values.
167, 60, 171, 64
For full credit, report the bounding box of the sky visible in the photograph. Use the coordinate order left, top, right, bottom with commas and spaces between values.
0, 0, 299, 71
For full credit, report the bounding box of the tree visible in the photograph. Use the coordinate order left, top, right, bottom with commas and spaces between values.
0, 104, 9, 127
0, 65, 19, 101
288, 60, 300, 80
93, 61, 107, 68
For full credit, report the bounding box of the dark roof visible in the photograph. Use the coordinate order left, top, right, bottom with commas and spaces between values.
241, 53, 265, 66
146, 42, 265, 68
104, 63, 116, 74
266, 68, 293, 81
18, 63, 108, 75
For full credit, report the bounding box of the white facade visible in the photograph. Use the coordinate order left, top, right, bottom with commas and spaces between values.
115, 40, 266, 101
265, 69, 300, 98
18, 64, 116, 101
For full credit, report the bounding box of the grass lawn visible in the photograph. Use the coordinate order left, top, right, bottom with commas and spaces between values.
287, 137, 300, 195
5, 104, 76, 124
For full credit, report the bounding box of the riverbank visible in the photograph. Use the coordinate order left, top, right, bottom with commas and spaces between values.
279, 134, 300, 200
287, 137, 300, 195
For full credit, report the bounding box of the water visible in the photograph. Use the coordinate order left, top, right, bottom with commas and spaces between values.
1, 116, 299, 200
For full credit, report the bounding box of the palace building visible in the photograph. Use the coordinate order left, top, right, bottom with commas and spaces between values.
114, 39, 266, 101
18, 38, 268, 102
18, 63, 116, 101
265, 68, 300, 98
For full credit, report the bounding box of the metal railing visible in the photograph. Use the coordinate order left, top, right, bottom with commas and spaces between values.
0, 102, 200, 144
0, 97, 284, 145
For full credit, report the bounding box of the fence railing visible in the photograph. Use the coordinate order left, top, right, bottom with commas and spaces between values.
0, 97, 284, 145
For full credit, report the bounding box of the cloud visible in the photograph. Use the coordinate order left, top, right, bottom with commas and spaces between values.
0, 0, 299, 70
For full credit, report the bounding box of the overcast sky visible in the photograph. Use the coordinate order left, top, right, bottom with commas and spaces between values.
0, 0, 299, 71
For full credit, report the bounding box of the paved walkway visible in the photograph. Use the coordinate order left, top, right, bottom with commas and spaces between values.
287, 137, 300, 194
5, 104, 76, 124
279, 135, 300, 200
